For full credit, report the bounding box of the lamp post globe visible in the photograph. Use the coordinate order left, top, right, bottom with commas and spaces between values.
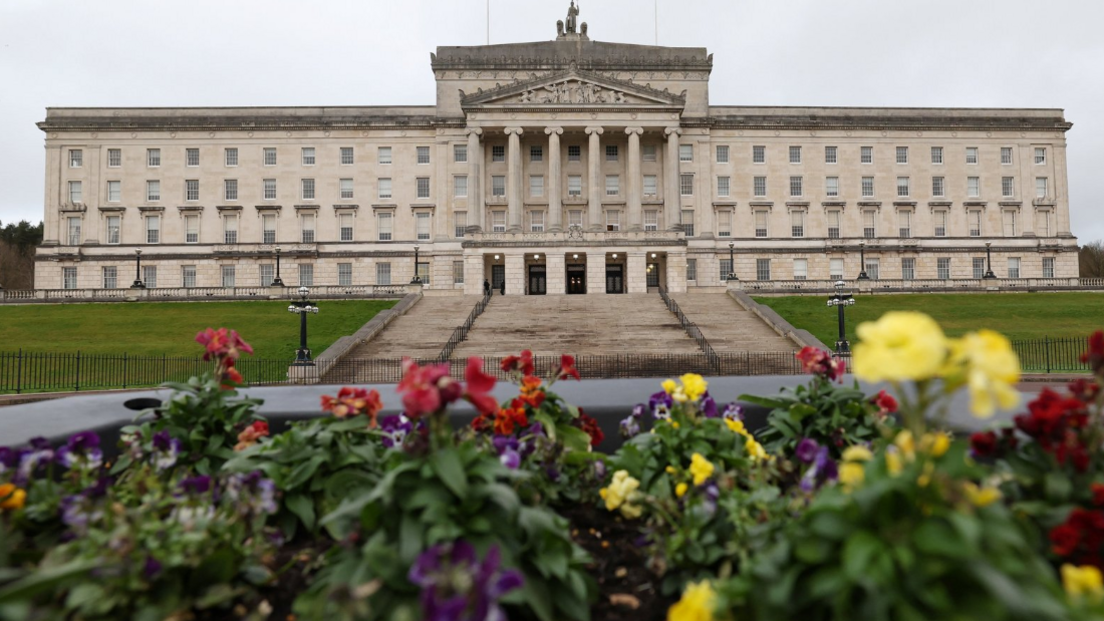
130, 248, 145, 289
288, 286, 318, 366
827, 279, 855, 353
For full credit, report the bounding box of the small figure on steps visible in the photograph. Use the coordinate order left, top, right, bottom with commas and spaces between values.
484, 279, 492, 296
500, 280, 506, 296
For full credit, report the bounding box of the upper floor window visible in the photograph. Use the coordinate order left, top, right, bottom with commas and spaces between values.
1035, 147, 1047, 165
146, 180, 160, 202
824, 146, 837, 164
966, 147, 979, 165
225, 148, 238, 167
378, 178, 392, 199
416, 211, 432, 241
643, 175, 657, 196
789, 176, 803, 197
680, 174, 694, 196
932, 176, 945, 197
378, 146, 392, 165
106, 216, 120, 244
107, 149, 121, 168
716, 145, 729, 163
454, 144, 467, 163
492, 145, 505, 162
263, 147, 277, 166
340, 178, 354, 200
931, 146, 943, 165
492, 176, 507, 197
789, 146, 801, 164
753, 176, 766, 197
825, 176, 839, 197
263, 178, 277, 200
717, 176, 730, 197
606, 145, 619, 162
679, 145, 693, 162
185, 179, 199, 202
1036, 177, 1049, 198
186, 148, 199, 167
967, 176, 980, 198
642, 144, 657, 162
1002, 177, 1015, 198
897, 176, 910, 197
340, 147, 354, 165
417, 146, 431, 164
861, 146, 873, 164
69, 149, 82, 168
301, 147, 316, 166
454, 175, 468, 198
224, 179, 238, 201
416, 177, 431, 199
377, 212, 393, 241
107, 180, 121, 202
146, 215, 161, 244
567, 175, 582, 197
531, 146, 543, 162
567, 145, 581, 162
605, 175, 620, 196
147, 148, 161, 167
1001, 147, 1013, 165
861, 176, 874, 197
896, 146, 908, 164
300, 178, 315, 200
752, 145, 766, 164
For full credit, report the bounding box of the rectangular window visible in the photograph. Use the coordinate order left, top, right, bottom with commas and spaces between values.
827, 210, 841, 239
63, 267, 77, 289
567, 145, 581, 162
453, 260, 464, 284
717, 176, 730, 197
686, 258, 697, 281
67, 216, 82, 246
186, 215, 199, 243
643, 174, 658, 196
222, 265, 236, 288
679, 145, 693, 162
931, 146, 944, 165
753, 145, 766, 163
416, 177, 431, 199
69, 149, 83, 168
340, 178, 355, 200
1002, 177, 1015, 198
966, 147, 979, 165
932, 176, 945, 197
719, 259, 732, 281
455, 175, 468, 198
896, 146, 908, 164
717, 210, 732, 237
263, 147, 277, 166
102, 266, 117, 289
492, 145, 505, 162
1036, 209, 1053, 237
106, 215, 120, 244
643, 144, 657, 162
898, 210, 912, 238
865, 258, 880, 280
567, 175, 582, 197
863, 210, 876, 239
825, 146, 837, 164
378, 178, 392, 199
298, 264, 313, 286
263, 178, 276, 200
454, 211, 466, 238
753, 176, 766, 197
791, 210, 805, 238
147, 148, 161, 167
376, 262, 391, 285
830, 258, 844, 281
861, 146, 873, 164
224, 179, 238, 201
223, 215, 238, 244
789, 146, 801, 164
492, 210, 506, 233
340, 147, 354, 165
186, 148, 199, 167
1002, 210, 1017, 237
417, 146, 431, 164
716, 145, 729, 163
1008, 257, 1021, 279
902, 258, 916, 280
339, 213, 354, 241
756, 258, 771, 281
185, 179, 199, 202
681, 210, 694, 237
182, 265, 196, 288
967, 176, 980, 198
378, 212, 393, 241
1043, 257, 1055, 278
568, 210, 583, 227
301, 178, 315, 200
897, 176, 910, 197
416, 212, 431, 240
1035, 147, 1046, 164
492, 175, 507, 197
530, 210, 545, 232
262, 214, 276, 244
606, 145, 619, 162
605, 210, 620, 231
68, 180, 82, 204
338, 263, 352, 286
454, 144, 467, 163
378, 147, 392, 165
793, 259, 808, 281
744, 210, 765, 240
301, 213, 316, 243
973, 258, 986, 279
143, 266, 157, 289
225, 148, 238, 167
826, 176, 839, 197
969, 210, 982, 237
605, 174, 619, 196
1001, 147, 1013, 165
108, 149, 121, 168
862, 176, 874, 197
146, 215, 160, 244
789, 175, 803, 197
1036, 177, 1048, 198
530, 146, 543, 162
107, 180, 121, 202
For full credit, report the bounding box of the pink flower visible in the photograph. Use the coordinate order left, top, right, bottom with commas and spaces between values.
195, 327, 254, 362
557, 354, 581, 381
871, 390, 898, 417
399, 357, 499, 419
464, 357, 499, 416
795, 347, 847, 382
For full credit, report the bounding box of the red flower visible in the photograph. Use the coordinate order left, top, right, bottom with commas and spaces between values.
321, 387, 384, 426
1092, 484, 1104, 507
558, 354, 581, 381
221, 366, 244, 390
464, 357, 499, 416
1069, 378, 1102, 402
1051, 522, 1081, 557
397, 358, 458, 418
969, 431, 999, 458
234, 421, 269, 451
577, 410, 604, 448
195, 327, 254, 362
1081, 330, 1104, 372
795, 347, 846, 382
501, 350, 535, 376
871, 390, 898, 417
493, 401, 528, 436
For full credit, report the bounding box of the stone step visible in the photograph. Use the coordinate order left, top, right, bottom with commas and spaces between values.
341, 294, 483, 360
671, 293, 798, 352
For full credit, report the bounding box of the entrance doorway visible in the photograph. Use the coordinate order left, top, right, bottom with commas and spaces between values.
646, 263, 660, 287
491, 264, 505, 291
606, 264, 624, 294
528, 265, 546, 295
566, 264, 586, 294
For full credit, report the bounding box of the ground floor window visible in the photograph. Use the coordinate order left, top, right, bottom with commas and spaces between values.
686, 259, 697, 282
143, 266, 157, 289
102, 266, 117, 289
901, 258, 915, 280
830, 258, 844, 281
260, 264, 274, 286
719, 259, 732, 281
182, 265, 196, 288
416, 262, 430, 285
377, 262, 391, 285
940, 258, 954, 281
972, 258, 985, 280
1043, 257, 1055, 278
338, 263, 352, 286
222, 265, 236, 288
1008, 257, 1020, 279
453, 261, 464, 284
864, 258, 880, 280
756, 258, 771, 281
63, 267, 77, 289
793, 258, 807, 281
299, 264, 313, 287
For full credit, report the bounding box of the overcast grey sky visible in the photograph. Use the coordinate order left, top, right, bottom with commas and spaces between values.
1, 0, 1100, 241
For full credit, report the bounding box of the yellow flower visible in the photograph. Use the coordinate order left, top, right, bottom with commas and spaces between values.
672, 421, 681, 429
662, 379, 678, 395
666, 465, 677, 475
921, 432, 952, 457
1063, 564, 1104, 601
0, 483, 26, 511
668, 580, 716, 621
600, 470, 642, 519
962, 482, 1002, 508
917, 461, 935, 487
676, 482, 689, 498
885, 450, 903, 476
894, 430, 916, 460
725, 418, 747, 435
945, 330, 1021, 419
679, 373, 708, 401
842, 445, 874, 463
838, 463, 865, 488
745, 437, 768, 462
852, 311, 948, 382
620, 502, 643, 519
689, 453, 715, 486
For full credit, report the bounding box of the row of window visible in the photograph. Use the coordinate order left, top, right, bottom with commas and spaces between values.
71, 146, 433, 169
736, 207, 1053, 239
686, 256, 1056, 282
69, 176, 430, 204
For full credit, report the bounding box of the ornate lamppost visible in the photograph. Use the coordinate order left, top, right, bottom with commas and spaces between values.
727, 241, 737, 281
856, 240, 870, 280
288, 286, 319, 366
983, 241, 997, 279
411, 245, 422, 284
826, 280, 856, 353
130, 249, 145, 289
271, 246, 285, 286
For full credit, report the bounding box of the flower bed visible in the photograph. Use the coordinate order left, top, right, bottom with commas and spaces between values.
3, 321, 1104, 621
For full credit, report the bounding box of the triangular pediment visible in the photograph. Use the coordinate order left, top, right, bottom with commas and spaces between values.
460, 69, 686, 107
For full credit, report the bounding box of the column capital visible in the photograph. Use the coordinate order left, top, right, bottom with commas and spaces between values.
544, 126, 564, 136
466, 127, 483, 137
504, 127, 524, 136
664, 127, 683, 137
625, 127, 644, 136
584, 126, 605, 136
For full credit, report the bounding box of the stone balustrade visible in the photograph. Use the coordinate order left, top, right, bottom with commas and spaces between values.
0, 283, 417, 304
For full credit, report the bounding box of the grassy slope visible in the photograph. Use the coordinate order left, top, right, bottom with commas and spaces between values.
754, 292, 1104, 346
0, 300, 396, 359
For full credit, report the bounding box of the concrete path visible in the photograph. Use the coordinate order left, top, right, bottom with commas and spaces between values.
672, 293, 798, 352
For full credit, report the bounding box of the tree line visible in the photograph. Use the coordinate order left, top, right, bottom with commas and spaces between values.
0, 220, 43, 290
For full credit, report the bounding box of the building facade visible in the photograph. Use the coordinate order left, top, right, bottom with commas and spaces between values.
35, 6, 1078, 295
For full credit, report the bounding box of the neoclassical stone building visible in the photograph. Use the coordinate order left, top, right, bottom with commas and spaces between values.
35, 5, 1078, 295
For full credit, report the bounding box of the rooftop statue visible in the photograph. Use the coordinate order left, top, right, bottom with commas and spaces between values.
565, 1, 579, 34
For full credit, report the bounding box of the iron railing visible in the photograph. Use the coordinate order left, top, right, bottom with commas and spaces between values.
658, 287, 720, 369
438, 291, 494, 361
834, 336, 1093, 374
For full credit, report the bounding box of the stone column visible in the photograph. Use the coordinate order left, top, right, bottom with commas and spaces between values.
585, 126, 604, 231
626, 251, 647, 293
664, 127, 682, 231
505, 127, 524, 232
586, 252, 606, 294
625, 127, 644, 232
666, 250, 688, 293
505, 252, 525, 295
466, 128, 483, 232
464, 252, 484, 295
545, 127, 563, 232
546, 252, 566, 295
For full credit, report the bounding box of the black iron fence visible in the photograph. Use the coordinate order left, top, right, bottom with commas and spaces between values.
438, 292, 493, 361
833, 336, 1092, 374
658, 286, 719, 364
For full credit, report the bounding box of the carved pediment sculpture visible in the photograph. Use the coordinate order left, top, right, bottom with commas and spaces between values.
461, 69, 686, 108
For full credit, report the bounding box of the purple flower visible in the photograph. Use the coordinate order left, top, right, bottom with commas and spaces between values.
722, 403, 744, 421
631, 404, 645, 419
56, 431, 102, 472
409, 541, 524, 621
649, 391, 673, 419
379, 414, 413, 449
499, 449, 520, 470
619, 414, 641, 439
799, 446, 839, 493
151, 431, 180, 471
225, 471, 277, 517
701, 394, 718, 419
16, 446, 54, 486
60, 478, 111, 535
593, 460, 607, 480
143, 556, 163, 580
700, 482, 720, 517
179, 475, 212, 495
29, 437, 51, 450
795, 438, 820, 464
0, 446, 16, 473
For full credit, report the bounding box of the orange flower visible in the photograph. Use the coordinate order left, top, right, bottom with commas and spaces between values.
234, 421, 270, 451
518, 375, 546, 408
0, 483, 26, 511
321, 387, 384, 426
493, 400, 529, 436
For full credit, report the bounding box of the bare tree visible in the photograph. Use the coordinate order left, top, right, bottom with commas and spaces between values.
1080, 240, 1104, 278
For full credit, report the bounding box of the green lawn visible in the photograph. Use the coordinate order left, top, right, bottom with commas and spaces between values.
0, 300, 395, 359
754, 292, 1104, 346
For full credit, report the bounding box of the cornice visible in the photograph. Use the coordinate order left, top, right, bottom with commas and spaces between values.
706, 115, 1071, 134
38, 116, 464, 134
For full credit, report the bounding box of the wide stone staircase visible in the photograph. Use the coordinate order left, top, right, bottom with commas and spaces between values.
671, 293, 797, 352
339, 295, 483, 360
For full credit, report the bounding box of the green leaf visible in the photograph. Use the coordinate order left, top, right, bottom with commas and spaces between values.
285, 493, 317, 532
533, 412, 558, 441
559, 426, 592, 453
284, 455, 327, 490
521, 574, 554, 621
913, 520, 967, 559
0, 559, 98, 603
430, 449, 469, 500
842, 530, 882, 582
1044, 471, 1073, 502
